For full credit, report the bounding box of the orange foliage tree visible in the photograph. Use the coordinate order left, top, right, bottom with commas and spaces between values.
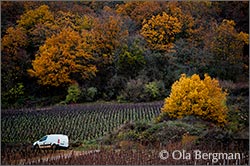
116, 1, 167, 26
204, 19, 249, 80
17, 5, 54, 31
141, 12, 182, 51
28, 28, 97, 87
91, 12, 129, 65
206, 19, 249, 59
16, 5, 55, 50
139, 2, 195, 52
160, 74, 228, 126
2, 27, 28, 56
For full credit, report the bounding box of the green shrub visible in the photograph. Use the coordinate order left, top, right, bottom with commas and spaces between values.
117, 130, 139, 141
86, 87, 98, 101
199, 128, 233, 144
65, 83, 81, 104
144, 81, 159, 99
139, 122, 187, 146
155, 126, 186, 144
118, 79, 166, 102
227, 95, 249, 132
144, 80, 166, 100
2, 83, 25, 108
80, 86, 98, 102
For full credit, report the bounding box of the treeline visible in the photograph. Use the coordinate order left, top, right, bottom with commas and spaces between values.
1, 1, 249, 108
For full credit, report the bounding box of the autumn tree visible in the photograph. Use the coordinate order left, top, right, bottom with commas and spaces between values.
12, 4, 56, 58
216, 1, 249, 33
91, 9, 129, 65
53, 11, 94, 32
116, 1, 168, 27
17, 5, 54, 30
28, 28, 97, 87
141, 12, 182, 51
84, 7, 129, 93
160, 74, 228, 126
205, 19, 249, 81
1, 5, 54, 107
2, 6, 60, 90
1, 27, 29, 91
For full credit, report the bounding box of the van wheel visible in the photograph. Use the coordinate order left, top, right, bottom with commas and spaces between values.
52, 144, 57, 152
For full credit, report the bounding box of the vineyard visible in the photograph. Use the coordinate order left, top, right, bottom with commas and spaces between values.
1, 101, 249, 165
1, 101, 163, 144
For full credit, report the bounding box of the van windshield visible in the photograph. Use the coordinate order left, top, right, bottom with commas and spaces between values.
39, 136, 47, 142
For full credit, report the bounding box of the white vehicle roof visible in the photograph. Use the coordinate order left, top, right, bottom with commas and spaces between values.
47, 134, 68, 137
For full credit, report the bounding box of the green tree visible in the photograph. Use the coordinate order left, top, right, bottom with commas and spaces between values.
117, 39, 146, 78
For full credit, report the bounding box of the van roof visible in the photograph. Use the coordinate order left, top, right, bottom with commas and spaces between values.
47, 134, 68, 137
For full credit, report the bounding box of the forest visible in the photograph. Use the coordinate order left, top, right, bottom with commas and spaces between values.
1, 1, 249, 108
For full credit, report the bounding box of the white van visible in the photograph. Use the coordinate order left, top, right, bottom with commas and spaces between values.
33, 134, 69, 150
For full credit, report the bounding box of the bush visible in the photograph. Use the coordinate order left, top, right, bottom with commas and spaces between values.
117, 130, 139, 141
78, 86, 98, 102
144, 80, 166, 100
144, 81, 159, 99
227, 95, 249, 132
85, 87, 98, 101
161, 73, 229, 126
118, 79, 166, 102
101, 119, 208, 148
134, 121, 151, 133
2, 83, 25, 108
64, 83, 81, 104
102, 75, 127, 100
118, 78, 146, 102
140, 122, 187, 146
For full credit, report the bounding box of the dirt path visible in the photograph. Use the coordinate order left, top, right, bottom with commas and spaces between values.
14, 150, 101, 165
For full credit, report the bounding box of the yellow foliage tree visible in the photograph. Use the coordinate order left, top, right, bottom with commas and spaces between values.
206, 19, 249, 63
161, 74, 228, 125
140, 12, 182, 51
116, 1, 167, 25
17, 5, 54, 31
16, 5, 55, 49
53, 11, 94, 32
28, 28, 97, 87
2, 27, 28, 55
